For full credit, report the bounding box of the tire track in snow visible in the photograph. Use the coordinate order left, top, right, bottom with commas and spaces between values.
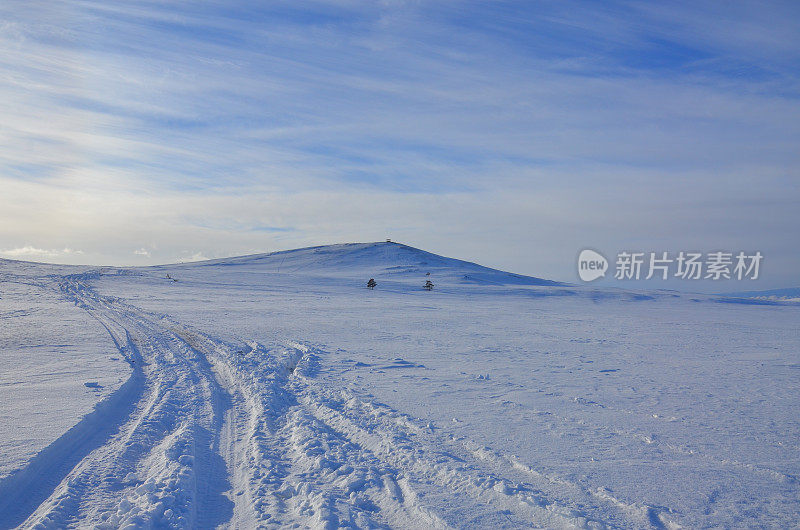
174, 333, 451, 529
296, 381, 603, 528
0, 324, 144, 530
7, 275, 234, 528
193, 334, 646, 529
284, 346, 681, 529
2, 272, 682, 529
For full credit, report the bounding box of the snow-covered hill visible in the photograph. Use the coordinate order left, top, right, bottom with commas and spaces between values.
166, 242, 565, 287
1, 242, 798, 528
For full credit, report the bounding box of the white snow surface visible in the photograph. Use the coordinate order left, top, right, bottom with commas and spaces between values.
0, 242, 798, 529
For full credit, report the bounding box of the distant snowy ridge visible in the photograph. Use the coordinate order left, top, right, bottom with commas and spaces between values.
721, 287, 800, 302
166, 242, 565, 287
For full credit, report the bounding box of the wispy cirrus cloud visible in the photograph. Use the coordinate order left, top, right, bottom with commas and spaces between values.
0, 1, 798, 288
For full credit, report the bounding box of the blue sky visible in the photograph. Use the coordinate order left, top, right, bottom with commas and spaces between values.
1, 0, 798, 290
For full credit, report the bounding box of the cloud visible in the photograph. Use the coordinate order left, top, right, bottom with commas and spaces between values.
0, 1, 797, 289
181, 252, 211, 263
0, 246, 84, 259
133, 248, 151, 257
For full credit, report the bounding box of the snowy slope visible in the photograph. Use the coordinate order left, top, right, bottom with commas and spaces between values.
0, 242, 798, 529
0, 261, 130, 484
170, 242, 564, 286
721, 287, 800, 303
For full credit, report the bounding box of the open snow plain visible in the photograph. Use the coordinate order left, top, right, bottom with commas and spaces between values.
0, 242, 798, 528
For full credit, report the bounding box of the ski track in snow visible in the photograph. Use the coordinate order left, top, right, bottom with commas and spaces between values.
0, 272, 684, 529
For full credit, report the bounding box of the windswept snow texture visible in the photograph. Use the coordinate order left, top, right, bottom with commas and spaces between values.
0, 242, 798, 529
0, 262, 130, 484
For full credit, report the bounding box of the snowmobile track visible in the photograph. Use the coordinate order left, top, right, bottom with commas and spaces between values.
0, 273, 678, 529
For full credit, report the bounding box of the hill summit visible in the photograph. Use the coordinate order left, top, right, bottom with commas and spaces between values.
176, 241, 564, 287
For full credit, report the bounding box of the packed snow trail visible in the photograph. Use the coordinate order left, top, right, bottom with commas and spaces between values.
0, 271, 681, 529
0, 274, 234, 529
